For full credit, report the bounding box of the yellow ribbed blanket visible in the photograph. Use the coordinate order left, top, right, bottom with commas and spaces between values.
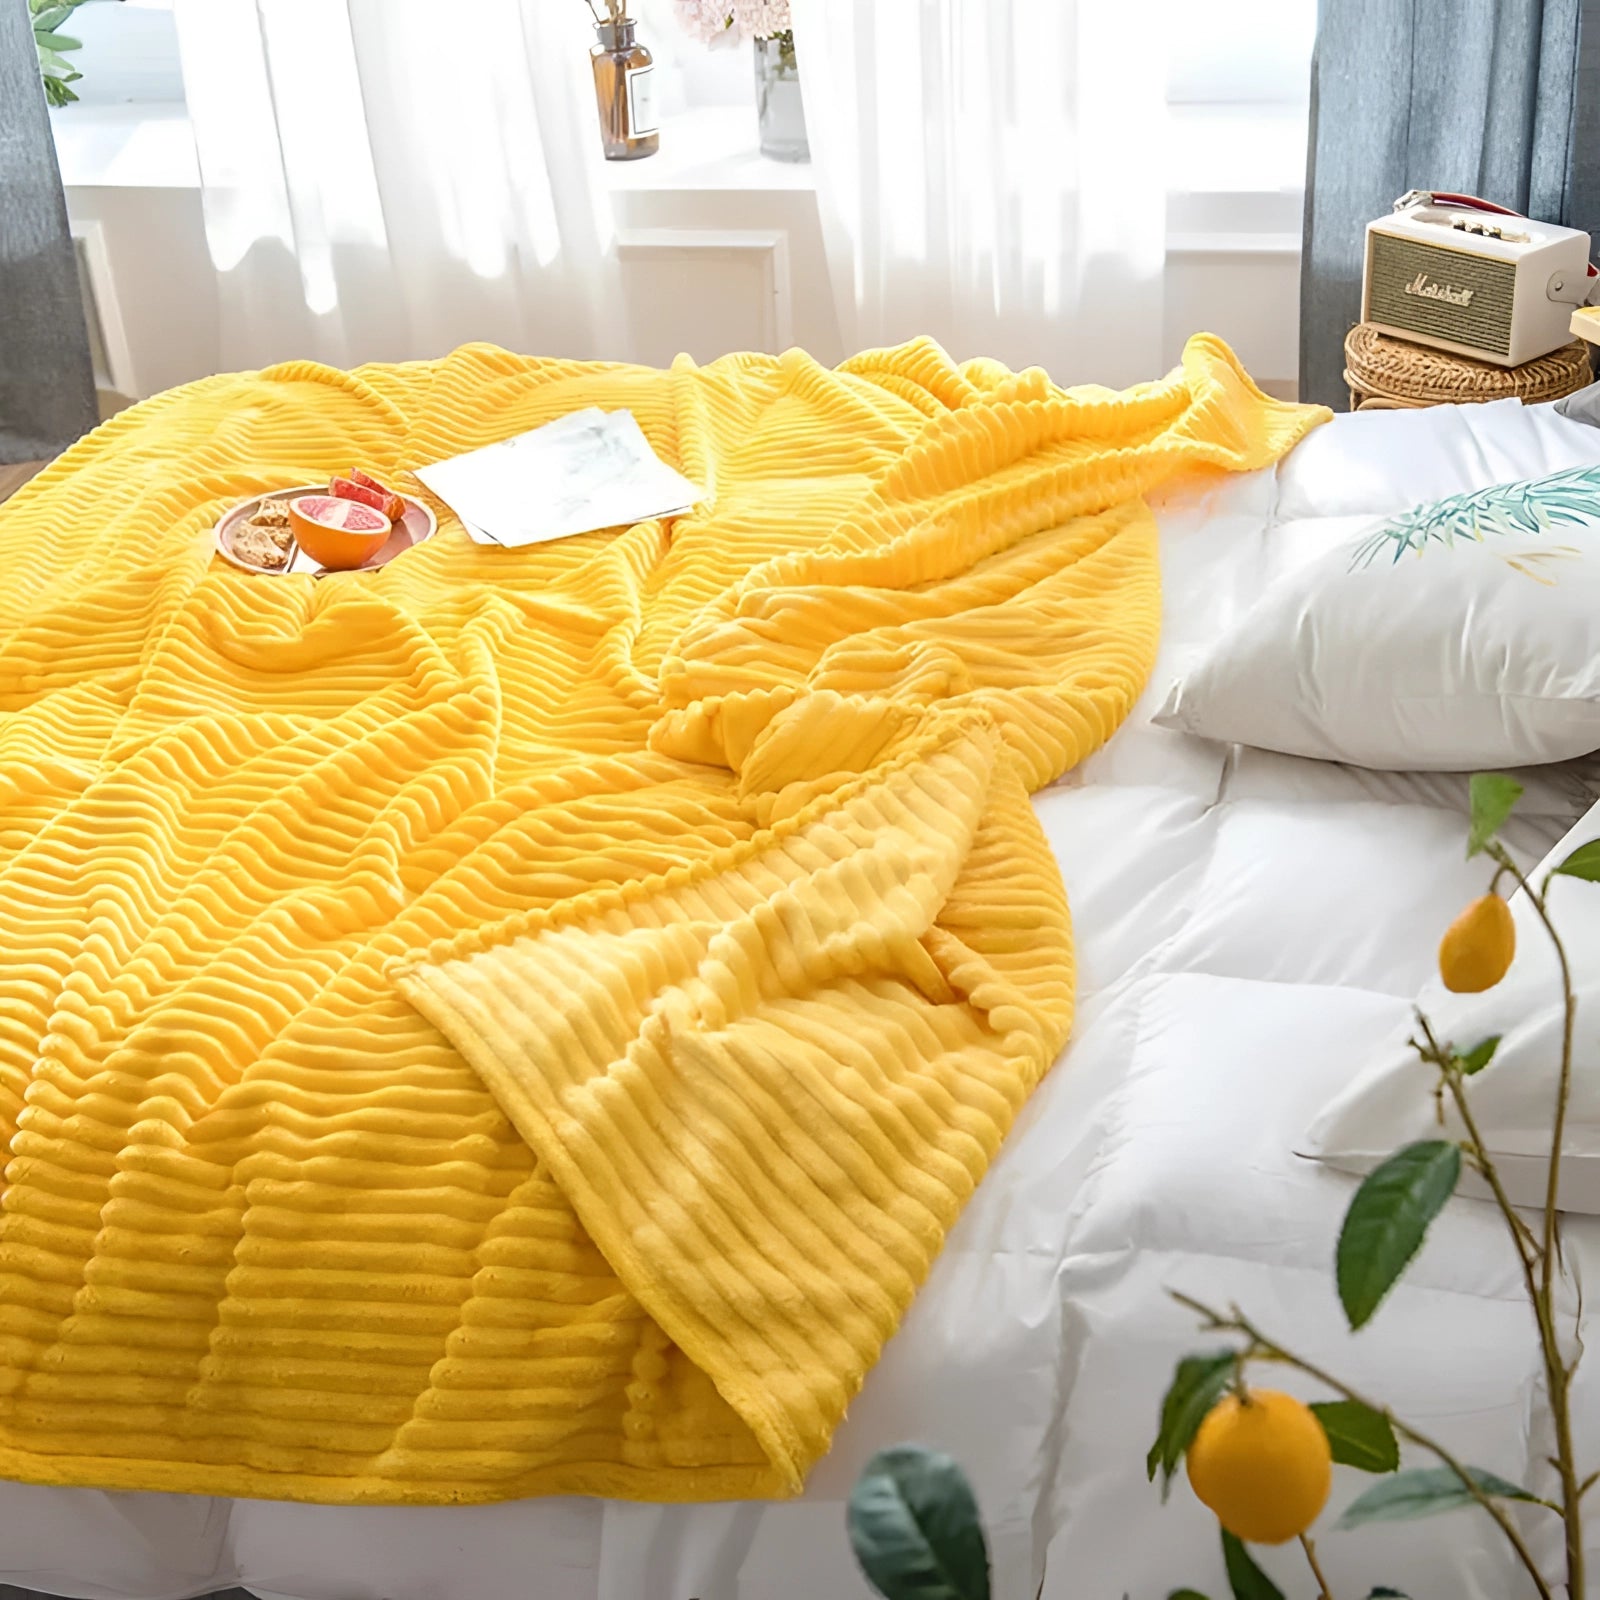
0, 337, 1323, 1505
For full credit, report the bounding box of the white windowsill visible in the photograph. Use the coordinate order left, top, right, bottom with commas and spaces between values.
1167, 232, 1301, 256
602, 105, 816, 193
51, 101, 198, 189
50, 103, 1302, 256
49, 102, 815, 196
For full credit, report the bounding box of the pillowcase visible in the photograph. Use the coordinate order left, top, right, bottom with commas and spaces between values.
1303, 799, 1600, 1213
1154, 465, 1600, 770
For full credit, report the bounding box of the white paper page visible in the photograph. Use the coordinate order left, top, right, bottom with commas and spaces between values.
416, 409, 703, 550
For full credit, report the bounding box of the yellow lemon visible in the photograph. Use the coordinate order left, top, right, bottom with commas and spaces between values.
1186, 1389, 1332, 1545
1438, 893, 1516, 993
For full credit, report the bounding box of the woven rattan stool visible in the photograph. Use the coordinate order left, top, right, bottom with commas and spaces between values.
1343, 323, 1592, 411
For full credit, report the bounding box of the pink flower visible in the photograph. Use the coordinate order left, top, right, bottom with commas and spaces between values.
670, 0, 790, 42
731, 0, 791, 35
670, 0, 734, 41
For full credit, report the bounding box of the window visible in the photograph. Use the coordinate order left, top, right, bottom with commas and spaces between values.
1165, 0, 1318, 243
59, 0, 183, 106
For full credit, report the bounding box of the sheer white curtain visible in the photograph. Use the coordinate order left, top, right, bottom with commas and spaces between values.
791, 0, 1171, 388
173, 0, 620, 372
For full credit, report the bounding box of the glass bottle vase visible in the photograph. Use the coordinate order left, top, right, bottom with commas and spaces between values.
591, 20, 660, 161
754, 34, 809, 163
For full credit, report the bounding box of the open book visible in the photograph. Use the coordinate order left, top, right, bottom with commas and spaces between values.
416, 408, 704, 548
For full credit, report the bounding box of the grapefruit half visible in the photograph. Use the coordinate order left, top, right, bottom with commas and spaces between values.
288, 494, 392, 570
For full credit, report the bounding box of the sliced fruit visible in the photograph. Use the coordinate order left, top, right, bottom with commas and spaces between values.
330, 476, 391, 515
345, 467, 407, 521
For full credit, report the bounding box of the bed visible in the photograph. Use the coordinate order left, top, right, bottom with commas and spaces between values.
1, 384, 1597, 1600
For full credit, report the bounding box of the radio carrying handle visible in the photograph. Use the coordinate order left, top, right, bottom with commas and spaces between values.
1393, 190, 1600, 305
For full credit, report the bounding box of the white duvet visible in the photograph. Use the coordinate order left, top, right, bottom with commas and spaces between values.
9, 398, 1600, 1600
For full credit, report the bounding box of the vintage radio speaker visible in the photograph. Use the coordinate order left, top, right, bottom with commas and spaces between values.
1363, 191, 1593, 366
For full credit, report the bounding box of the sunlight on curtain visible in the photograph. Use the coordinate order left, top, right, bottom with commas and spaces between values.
173, 0, 619, 371
793, 0, 1171, 388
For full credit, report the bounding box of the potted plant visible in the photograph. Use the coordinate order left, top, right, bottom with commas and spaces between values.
1148, 772, 1593, 1599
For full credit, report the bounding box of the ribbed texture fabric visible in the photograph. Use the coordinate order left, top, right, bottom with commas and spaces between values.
0, 337, 1324, 1505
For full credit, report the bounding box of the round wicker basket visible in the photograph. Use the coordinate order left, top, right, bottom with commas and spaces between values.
1343, 323, 1592, 411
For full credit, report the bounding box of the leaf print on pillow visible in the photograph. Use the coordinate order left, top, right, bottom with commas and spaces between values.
1349, 464, 1600, 571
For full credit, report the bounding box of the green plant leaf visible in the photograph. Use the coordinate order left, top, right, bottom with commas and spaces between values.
1467, 773, 1523, 857
32, 29, 82, 50
1169, 1591, 1213, 1600
1147, 1350, 1237, 1497
1336, 1141, 1460, 1330
1553, 839, 1600, 883
1221, 1531, 1285, 1600
1456, 1035, 1501, 1076
1309, 1400, 1400, 1473
32, 5, 75, 31
847, 1445, 990, 1600
1336, 1465, 1538, 1529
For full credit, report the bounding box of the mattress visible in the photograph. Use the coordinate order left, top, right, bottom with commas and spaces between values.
6, 396, 1600, 1600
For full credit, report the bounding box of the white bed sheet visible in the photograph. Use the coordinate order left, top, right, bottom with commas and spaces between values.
8, 398, 1600, 1600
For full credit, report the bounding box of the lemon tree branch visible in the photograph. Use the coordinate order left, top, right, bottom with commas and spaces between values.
1169, 1290, 1556, 1600
1487, 843, 1584, 1600
1298, 1533, 1334, 1600
1413, 1012, 1542, 1280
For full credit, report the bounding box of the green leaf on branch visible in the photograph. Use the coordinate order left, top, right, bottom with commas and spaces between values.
1147, 1351, 1237, 1497
1553, 838, 1600, 883
32, 30, 82, 51
1336, 1465, 1538, 1528
847, 1445, 990, 1600
1456, 1035, 1501, 1076
1467, 772, 1523, 857
1309, 1400, 1400, 1473
1221, 1531, 1285, 1600
1336, 1141, 1460, 1330
1168, 1592, 1213, 1600
32, 6, 76, 32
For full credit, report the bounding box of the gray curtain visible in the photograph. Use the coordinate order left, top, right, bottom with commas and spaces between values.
0, 0, 98, 463
1300, 0, 1600, 408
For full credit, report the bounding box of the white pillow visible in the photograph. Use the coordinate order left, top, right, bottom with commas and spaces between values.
1154, 465, 1600, 770
1303, 798, 1600, 1213
1274, 398, 1600, 521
